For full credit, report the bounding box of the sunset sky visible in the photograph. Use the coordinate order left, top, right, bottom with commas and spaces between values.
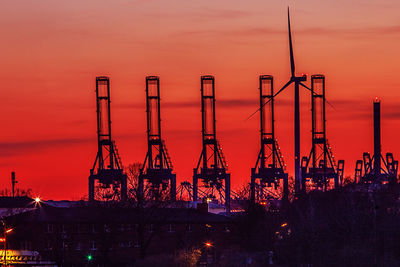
1, 0, 400, 200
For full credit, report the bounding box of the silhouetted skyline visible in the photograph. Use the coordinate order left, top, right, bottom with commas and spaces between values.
1, 1, 400, 199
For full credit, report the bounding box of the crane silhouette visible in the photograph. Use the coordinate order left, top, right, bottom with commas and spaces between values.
247, 7, 329, 194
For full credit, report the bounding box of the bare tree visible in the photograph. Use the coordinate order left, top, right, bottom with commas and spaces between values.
124, 163, 178, 259
0, 188, 33, 197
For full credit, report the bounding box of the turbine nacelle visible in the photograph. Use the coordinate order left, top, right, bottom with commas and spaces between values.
291, 75, 307, 83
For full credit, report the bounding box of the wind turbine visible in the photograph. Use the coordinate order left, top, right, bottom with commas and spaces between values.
248, 7, 311, 194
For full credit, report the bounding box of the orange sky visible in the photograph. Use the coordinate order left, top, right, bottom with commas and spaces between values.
1, 0, 400, 200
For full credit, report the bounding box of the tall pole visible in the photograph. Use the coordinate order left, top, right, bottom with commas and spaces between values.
11, 172, 16, 198
294, 81, 301, 194
373, 99, 381, 176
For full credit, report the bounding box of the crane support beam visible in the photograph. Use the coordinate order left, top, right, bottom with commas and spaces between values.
251, 75, 288, 203
139, 76, 176, 201
89, 76, 127, 202
193, 76, 231, 212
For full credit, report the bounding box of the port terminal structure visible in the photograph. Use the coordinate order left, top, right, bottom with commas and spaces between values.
89, 77, 127, 202
355, 99, 398, 185
193, 76, 231, 212
138, 76, 176, 201
301, 75, 344, 191
250, 75, 289, 204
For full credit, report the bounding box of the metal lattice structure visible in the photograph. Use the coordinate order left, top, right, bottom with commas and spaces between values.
89, 76, 127, 202
193, 76, 231, 212
251, 75, 288, 203
139, 76, 176, 201
301, 75, 344, 191
355, 99, 398, 184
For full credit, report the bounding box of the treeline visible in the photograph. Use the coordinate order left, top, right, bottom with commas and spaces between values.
231, 184, 400, 266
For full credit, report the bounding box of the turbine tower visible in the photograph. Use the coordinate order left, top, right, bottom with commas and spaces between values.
249, 8, 332, 194
268, 8, 307, 194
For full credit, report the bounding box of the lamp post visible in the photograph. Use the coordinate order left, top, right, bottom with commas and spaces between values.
204, 242, 213, 266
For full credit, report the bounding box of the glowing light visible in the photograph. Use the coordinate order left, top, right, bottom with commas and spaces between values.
0, 238, 5, 242
34, 197, 41, 203
281, 222, 288, 227
5, 229, 13, 234
205, 242, 212, 247
87, 254, 93, 261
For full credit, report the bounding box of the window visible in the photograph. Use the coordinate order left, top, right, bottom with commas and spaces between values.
168, 224, 174, 233
76, 242, 82, 251
90, 240, 97, 251
149, 224, 154, 233
61, 224, 67, 233
62, 241, 68, 251
186, 224, 192, 232
45, 240, 53, 250
91, 224, 97, 233
20, 240, 32, 250
45, 224, 54, 233
75, 224, 84, 233
104, 224, 111, 233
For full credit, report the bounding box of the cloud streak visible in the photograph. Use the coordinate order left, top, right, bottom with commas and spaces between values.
328, 99, 400, 120
174, 25, 400, 39
0, 138, 91, 158
117, 98, 293, 110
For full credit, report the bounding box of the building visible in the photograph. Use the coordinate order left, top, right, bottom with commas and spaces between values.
3, 204, 232, 266
0, 196, 41, 219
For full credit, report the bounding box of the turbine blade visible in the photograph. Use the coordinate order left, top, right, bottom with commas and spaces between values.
299, 82, 336, 110
246, 80, 293, 121
288, 7, 295, 77
273, 80, 293, 98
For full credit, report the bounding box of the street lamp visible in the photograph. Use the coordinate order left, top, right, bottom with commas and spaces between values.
204, 242, 215, 266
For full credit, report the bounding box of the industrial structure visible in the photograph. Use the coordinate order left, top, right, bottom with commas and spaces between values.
301, 75, 344, 191
193, 76, 231, 212
11, 172, 17, 198
355, 99, 398, 184
251, 75, 288, 203
249, 8, 308, 195
248, 8, 346, 195
139, 76, 176, 201
89, 76, 127, 202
